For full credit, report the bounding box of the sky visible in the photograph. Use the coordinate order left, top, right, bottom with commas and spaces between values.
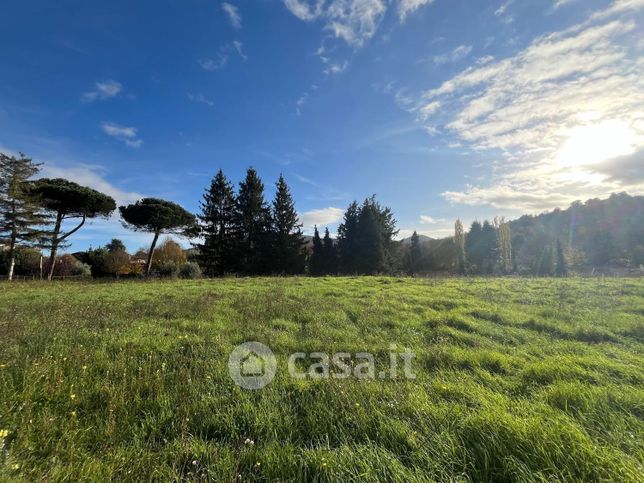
1, 0, 643, 251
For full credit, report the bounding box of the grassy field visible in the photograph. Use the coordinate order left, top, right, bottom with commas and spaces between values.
0, 277, 643, 481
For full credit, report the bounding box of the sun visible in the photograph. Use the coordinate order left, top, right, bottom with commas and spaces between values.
555, 119, 640, 168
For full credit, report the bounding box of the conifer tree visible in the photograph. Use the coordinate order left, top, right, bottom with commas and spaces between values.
355, 199, 385, 274
496, 217, 512, 274
322, 227, 337, 274
337, 201, 360, 274
0, 153, 47, 281
197, 169, 236, 276
309, 225, 324, 276
271, 175, 305, 274
233, 167, 271, 274
408, 230, 422, 275
465, 220, 483, 272
454, 219, 466, 274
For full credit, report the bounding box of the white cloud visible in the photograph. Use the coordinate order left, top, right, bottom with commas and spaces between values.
187, 92, 215, 107
494, 0, 513, 17
398, 0, 434, 22
232, 40, 247, 60
82, 80, 122, 102
324, 60, 348, 75
101, 122, 143, 148
299, 207, 345, 228
433, 45, 473, 65
283, 0, 387, 48
403, 0, 644, 211
222, 2, 242, 29
552, 0, 576, 10
419, 215, 445, 224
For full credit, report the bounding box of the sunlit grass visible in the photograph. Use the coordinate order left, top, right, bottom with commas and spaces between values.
1, 277, 643, 481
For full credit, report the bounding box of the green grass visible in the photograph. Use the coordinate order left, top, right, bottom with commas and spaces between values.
1, 277, 643, 481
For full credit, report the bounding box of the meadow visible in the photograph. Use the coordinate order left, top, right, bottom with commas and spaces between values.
0, 277, 643, 482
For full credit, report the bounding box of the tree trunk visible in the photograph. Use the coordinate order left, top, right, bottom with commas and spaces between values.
7, 229, 16, 282
47, 212, 63, 281
145, 231, 160, 276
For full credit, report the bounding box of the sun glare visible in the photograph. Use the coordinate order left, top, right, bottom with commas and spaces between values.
555, 119, 639, 168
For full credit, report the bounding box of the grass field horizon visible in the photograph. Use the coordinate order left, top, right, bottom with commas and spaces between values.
1, 277, 643, 481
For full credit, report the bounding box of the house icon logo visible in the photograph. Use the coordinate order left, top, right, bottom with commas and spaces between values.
228, 341, 276, 390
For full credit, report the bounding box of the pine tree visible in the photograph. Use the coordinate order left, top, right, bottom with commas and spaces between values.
0, 153, 47, 281
271, 175, 305, 274
322, 227, 337, 274
309, 225, 324, 276
555, 239, 568, 277
233, 167, 271, 274
355, 199, 385, 274
337, 201, 360, 274
454, 219, 466, 274
197, 169, 236, 276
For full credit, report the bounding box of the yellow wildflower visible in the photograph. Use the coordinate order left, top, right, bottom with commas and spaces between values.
0, 429, 9, 438
70, 394, 76, 400
11, 464, 20, 470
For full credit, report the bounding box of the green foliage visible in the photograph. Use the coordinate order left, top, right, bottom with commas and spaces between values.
322, 227, 337, 274
556, 239, 568, 277
119, 198, 196, 235
196, 169, 236, 276
0, 277, 642, 480
308, 226, 324, 276
179, 261, 202, 279
233, 168, 272, 274
30, 178, 116, 219
270, 175, 305, 274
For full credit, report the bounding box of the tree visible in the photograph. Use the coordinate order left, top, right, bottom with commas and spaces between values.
106, 238, 126, 253
465, 220, 483, 272
481, 220, 497, 273
233, 168, 272, 274
410, 231, 423, 275
309, 226, 324, 276
30, 178, 116, 280
337, 201, 360, 274
152, 238, 187, 270
536, 245, 554, 276
322, 227, 337, 274
270, 175, 305, 274
454, 219, 466, 274
196, 169, 236, 276
497, 217, 512, 274
555, 239, 568, 277
119, 198, 196, 276
0, 153, 47, 281
105, 248, 131, 277
355, 200, 385, 274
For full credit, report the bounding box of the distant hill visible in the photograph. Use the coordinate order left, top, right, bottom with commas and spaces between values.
399, 234, 433, 245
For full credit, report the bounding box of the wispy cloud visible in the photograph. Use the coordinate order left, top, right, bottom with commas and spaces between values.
101, 122, 143, 148
411, 0, 644, 211
187, 92, 215, 107
199, 41, 247, 71
419, 215, 445, 224
433, 45, 472, 65
222, 2, 242, 29
82, 80, 122, 102
398, 0, 435, 22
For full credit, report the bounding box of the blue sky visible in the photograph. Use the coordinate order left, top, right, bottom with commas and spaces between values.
1, 0, 642, 251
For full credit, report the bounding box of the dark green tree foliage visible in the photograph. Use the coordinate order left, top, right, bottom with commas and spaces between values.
0, 153, 47, 280
407, 231, 423, 275
270, 175, 305, 274
119, 198, 196, 276
337, 201, 360, 274
465, 221, 483, 272
106, 239, 126, 253
536, 245, 554, 276
322, 227, 337, 274
309, 226, 324, 276
337, 196, 397, 275
481, 220, 498, 274
555, 239, 568, 277
30, 178, 116, 280
197, 170, 236, 276
233, 168, 272, 274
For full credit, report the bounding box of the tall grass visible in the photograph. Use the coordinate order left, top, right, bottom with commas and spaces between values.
1, 277, 642, 481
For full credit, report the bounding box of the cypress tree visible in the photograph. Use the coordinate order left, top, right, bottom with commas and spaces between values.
197, 169, 236, 276
233, 167, 271, 274
271, 175, 305, 274
0, 153, 47, 281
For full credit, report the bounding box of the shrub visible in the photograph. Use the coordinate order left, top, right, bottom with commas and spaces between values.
157, 261, 179, 278
179, 262, 202, 279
